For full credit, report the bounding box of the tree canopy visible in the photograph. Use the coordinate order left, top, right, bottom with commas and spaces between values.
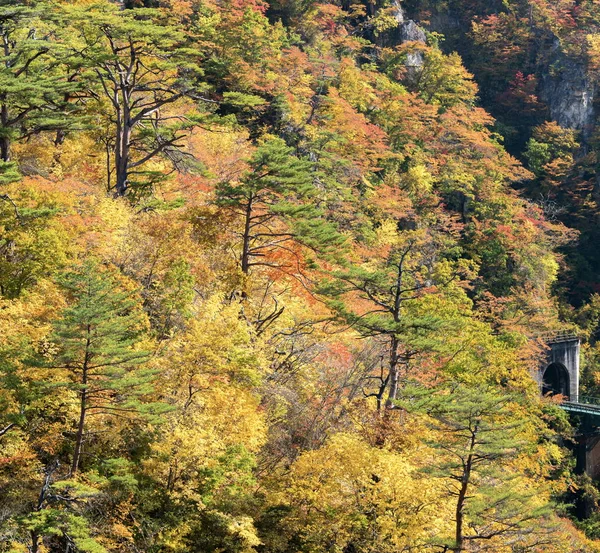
2, 0, 600, 552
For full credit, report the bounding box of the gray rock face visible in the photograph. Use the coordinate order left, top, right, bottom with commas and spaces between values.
390, 2, 426, 43
400, 20, 426, 70
391, 0, 404, 24
386, 3, 426, 73
399, 19, 426, 44
539, 50, 596, 140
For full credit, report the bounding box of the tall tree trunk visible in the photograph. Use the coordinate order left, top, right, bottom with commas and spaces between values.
453, 477, 467, 553
115, 164, 128, 196
453, 430, 477, 553
384, 251, 408, 409
71, 364, 88, 475
30, 531, 39, 553
241, 194, 254, 276
0, 101, 10, 162
385, 336, 400, 408
0, 28, 11, 164
114, 124, 131, 197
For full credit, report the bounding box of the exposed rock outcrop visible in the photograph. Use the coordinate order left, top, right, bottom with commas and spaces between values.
399, 19, 426, 44
384, 2, 426, 73
539, 44, 596, 141
391, 0, 404, 24
401, 20, 426, 73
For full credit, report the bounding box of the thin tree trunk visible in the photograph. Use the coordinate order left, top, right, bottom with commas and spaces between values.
71, 381, 86, 475
453, 477, 467, 553
30, 531, 39, 553
31, 461, 58, 553
385, 336, 400, 408
114, 124, 131, 197
453, 429, 477, 553
0, 101, 10, 162
0, 30, 11, 163
105, 140, 112, 193
384, 249, 409, 409
71, 334, 90, 475
241, 194, 254, 276
376, 375, 388, 411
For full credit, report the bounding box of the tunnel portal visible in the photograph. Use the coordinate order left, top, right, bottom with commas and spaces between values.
542, 362, 571, 398
538, 332, 580, 402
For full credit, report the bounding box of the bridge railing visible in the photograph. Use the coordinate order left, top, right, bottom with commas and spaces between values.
570, 396, 600, 406
536, 329, 579, 344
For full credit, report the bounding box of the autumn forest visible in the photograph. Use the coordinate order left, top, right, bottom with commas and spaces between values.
5, 0, 600, 551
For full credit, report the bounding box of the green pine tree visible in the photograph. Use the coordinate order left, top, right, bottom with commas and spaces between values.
0, 160, 21, 218
318, 227, 466, 410
65, 2, 210, 197
47, 260, 160, 475
400, 382, 555, 552
20, 462, 107, 553
0, 0, 81, 162
215, 137, 344, 282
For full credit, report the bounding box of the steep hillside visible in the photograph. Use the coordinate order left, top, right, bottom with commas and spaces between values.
1, 0, 600, 551
401, 0, 600, 307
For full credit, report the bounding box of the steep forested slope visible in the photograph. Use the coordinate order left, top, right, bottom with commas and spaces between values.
1, 0, 600, 551
402, 1, 600, 304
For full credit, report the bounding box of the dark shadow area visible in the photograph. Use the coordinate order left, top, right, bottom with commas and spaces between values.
543, 362, 570, 398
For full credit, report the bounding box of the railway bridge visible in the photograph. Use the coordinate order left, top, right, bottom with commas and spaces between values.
537, 331, 600, 477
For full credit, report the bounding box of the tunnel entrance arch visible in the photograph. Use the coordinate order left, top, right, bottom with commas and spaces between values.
537, 333, 580, 402
542, 362, 570, 399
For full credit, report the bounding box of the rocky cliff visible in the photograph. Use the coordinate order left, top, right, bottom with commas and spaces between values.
386, 2, 426, 72
540, 43, 596, 142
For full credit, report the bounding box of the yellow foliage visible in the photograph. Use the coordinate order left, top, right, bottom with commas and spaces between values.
145, 295, 267, 498
273, 433, 451, 553
338, 58, 378, 113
